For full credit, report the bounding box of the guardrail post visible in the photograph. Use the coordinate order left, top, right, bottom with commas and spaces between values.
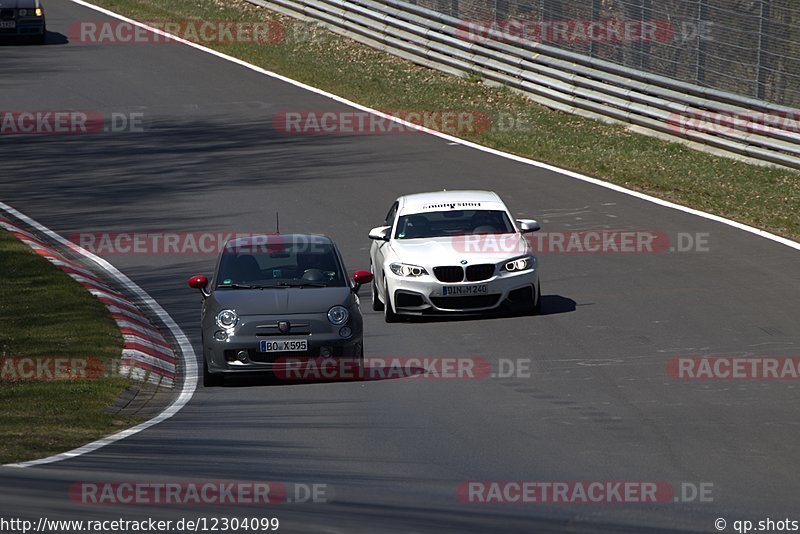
590, 0, 599, 59
756, 0, 769, 100
450, 0, 458, 18
494, 0, 508, 22
622, 0, 645, 71
695, 0, 707, 85
641, 0, 651, 71
543, 0, 564, 24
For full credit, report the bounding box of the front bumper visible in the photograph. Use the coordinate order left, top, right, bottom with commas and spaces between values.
0, 18, 45, 38
204, 312, 363, 374
386, 268, 538, 315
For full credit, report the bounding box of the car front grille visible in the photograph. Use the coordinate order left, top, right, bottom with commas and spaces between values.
433, 266, 464, 283
0, 9, 15, 20
465, 264, 495, 281
430, 294, 501, 309
249, 350, 316, 363
227, 347, 323, 363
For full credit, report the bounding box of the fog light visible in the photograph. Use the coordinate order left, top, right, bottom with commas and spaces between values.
213, 330, 228, 341
319, 346, 331, 357
236, 350, 248, 362
339, 326, 352, 338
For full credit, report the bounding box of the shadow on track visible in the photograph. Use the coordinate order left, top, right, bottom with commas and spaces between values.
538, 294, 577, 315
215, 364, 426, 388
386, 294, 577, 324
0, 31, 68, 46
43, 31, 68, 45
0, 117, 367, 228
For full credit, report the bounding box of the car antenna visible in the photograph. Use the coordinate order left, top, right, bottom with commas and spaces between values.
276, 212, 280, 234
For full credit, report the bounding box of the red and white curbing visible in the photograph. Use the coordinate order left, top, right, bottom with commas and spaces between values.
0, 218, 176, 388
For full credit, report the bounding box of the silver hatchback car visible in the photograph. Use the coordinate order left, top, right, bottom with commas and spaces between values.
188, 234, 373, 386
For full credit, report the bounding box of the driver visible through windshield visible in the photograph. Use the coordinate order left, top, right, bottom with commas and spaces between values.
394, 210, 514, 239
216, 241, 346, 288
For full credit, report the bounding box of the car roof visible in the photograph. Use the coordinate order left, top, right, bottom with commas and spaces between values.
397, 190, 505, 214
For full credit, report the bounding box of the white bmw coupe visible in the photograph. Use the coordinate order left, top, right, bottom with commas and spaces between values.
368, 190, 541, 322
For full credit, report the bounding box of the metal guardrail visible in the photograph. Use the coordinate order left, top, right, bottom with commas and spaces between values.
249, 0, 800, 170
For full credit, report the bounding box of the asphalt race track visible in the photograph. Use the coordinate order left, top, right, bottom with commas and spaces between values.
2, 1, 800, 532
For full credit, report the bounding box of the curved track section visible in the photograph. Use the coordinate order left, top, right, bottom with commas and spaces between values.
1, 1, 800, 531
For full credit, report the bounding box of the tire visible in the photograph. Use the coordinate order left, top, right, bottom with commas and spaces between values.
34, 25, 46, 45
371, 276, 384, 311
383, 284, 398, 323
519, 283, 541, 316
203, 358, 223, 387
356, 343, 365, 380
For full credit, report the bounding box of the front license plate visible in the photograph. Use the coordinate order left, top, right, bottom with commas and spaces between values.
0, 21, 16, 29
260, 339, 308, 352
442, 284, 488, 296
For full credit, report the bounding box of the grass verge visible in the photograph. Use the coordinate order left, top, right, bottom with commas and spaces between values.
83, 0, 798, 238
0, 228, 136, 464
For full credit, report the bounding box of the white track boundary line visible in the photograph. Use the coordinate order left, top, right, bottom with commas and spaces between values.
64, 0, 800, 253
0, 202, 198, 468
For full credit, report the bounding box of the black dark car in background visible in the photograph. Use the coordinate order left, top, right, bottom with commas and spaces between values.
0, 0, 46, 44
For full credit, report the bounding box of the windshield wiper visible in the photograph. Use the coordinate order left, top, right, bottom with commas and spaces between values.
217, 283, 280, 289
277, 281, 328, 288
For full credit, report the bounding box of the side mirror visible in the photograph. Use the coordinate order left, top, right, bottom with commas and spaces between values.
368, 226, 391, 241
516, 219, 541, 233
352, 270, 373, 292
188, 275, 209, 296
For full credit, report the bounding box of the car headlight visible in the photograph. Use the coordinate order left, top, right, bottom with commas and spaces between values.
215, 309, 238, 329
389, 263, 428, 277
18, 8, 28, 15
327, 305, 349, 325
503, 257, 534, 272
35, 8, 43, 16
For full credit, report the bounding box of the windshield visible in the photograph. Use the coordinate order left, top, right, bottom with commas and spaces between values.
215, 243, 346, 288
394, 210, 514, 239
